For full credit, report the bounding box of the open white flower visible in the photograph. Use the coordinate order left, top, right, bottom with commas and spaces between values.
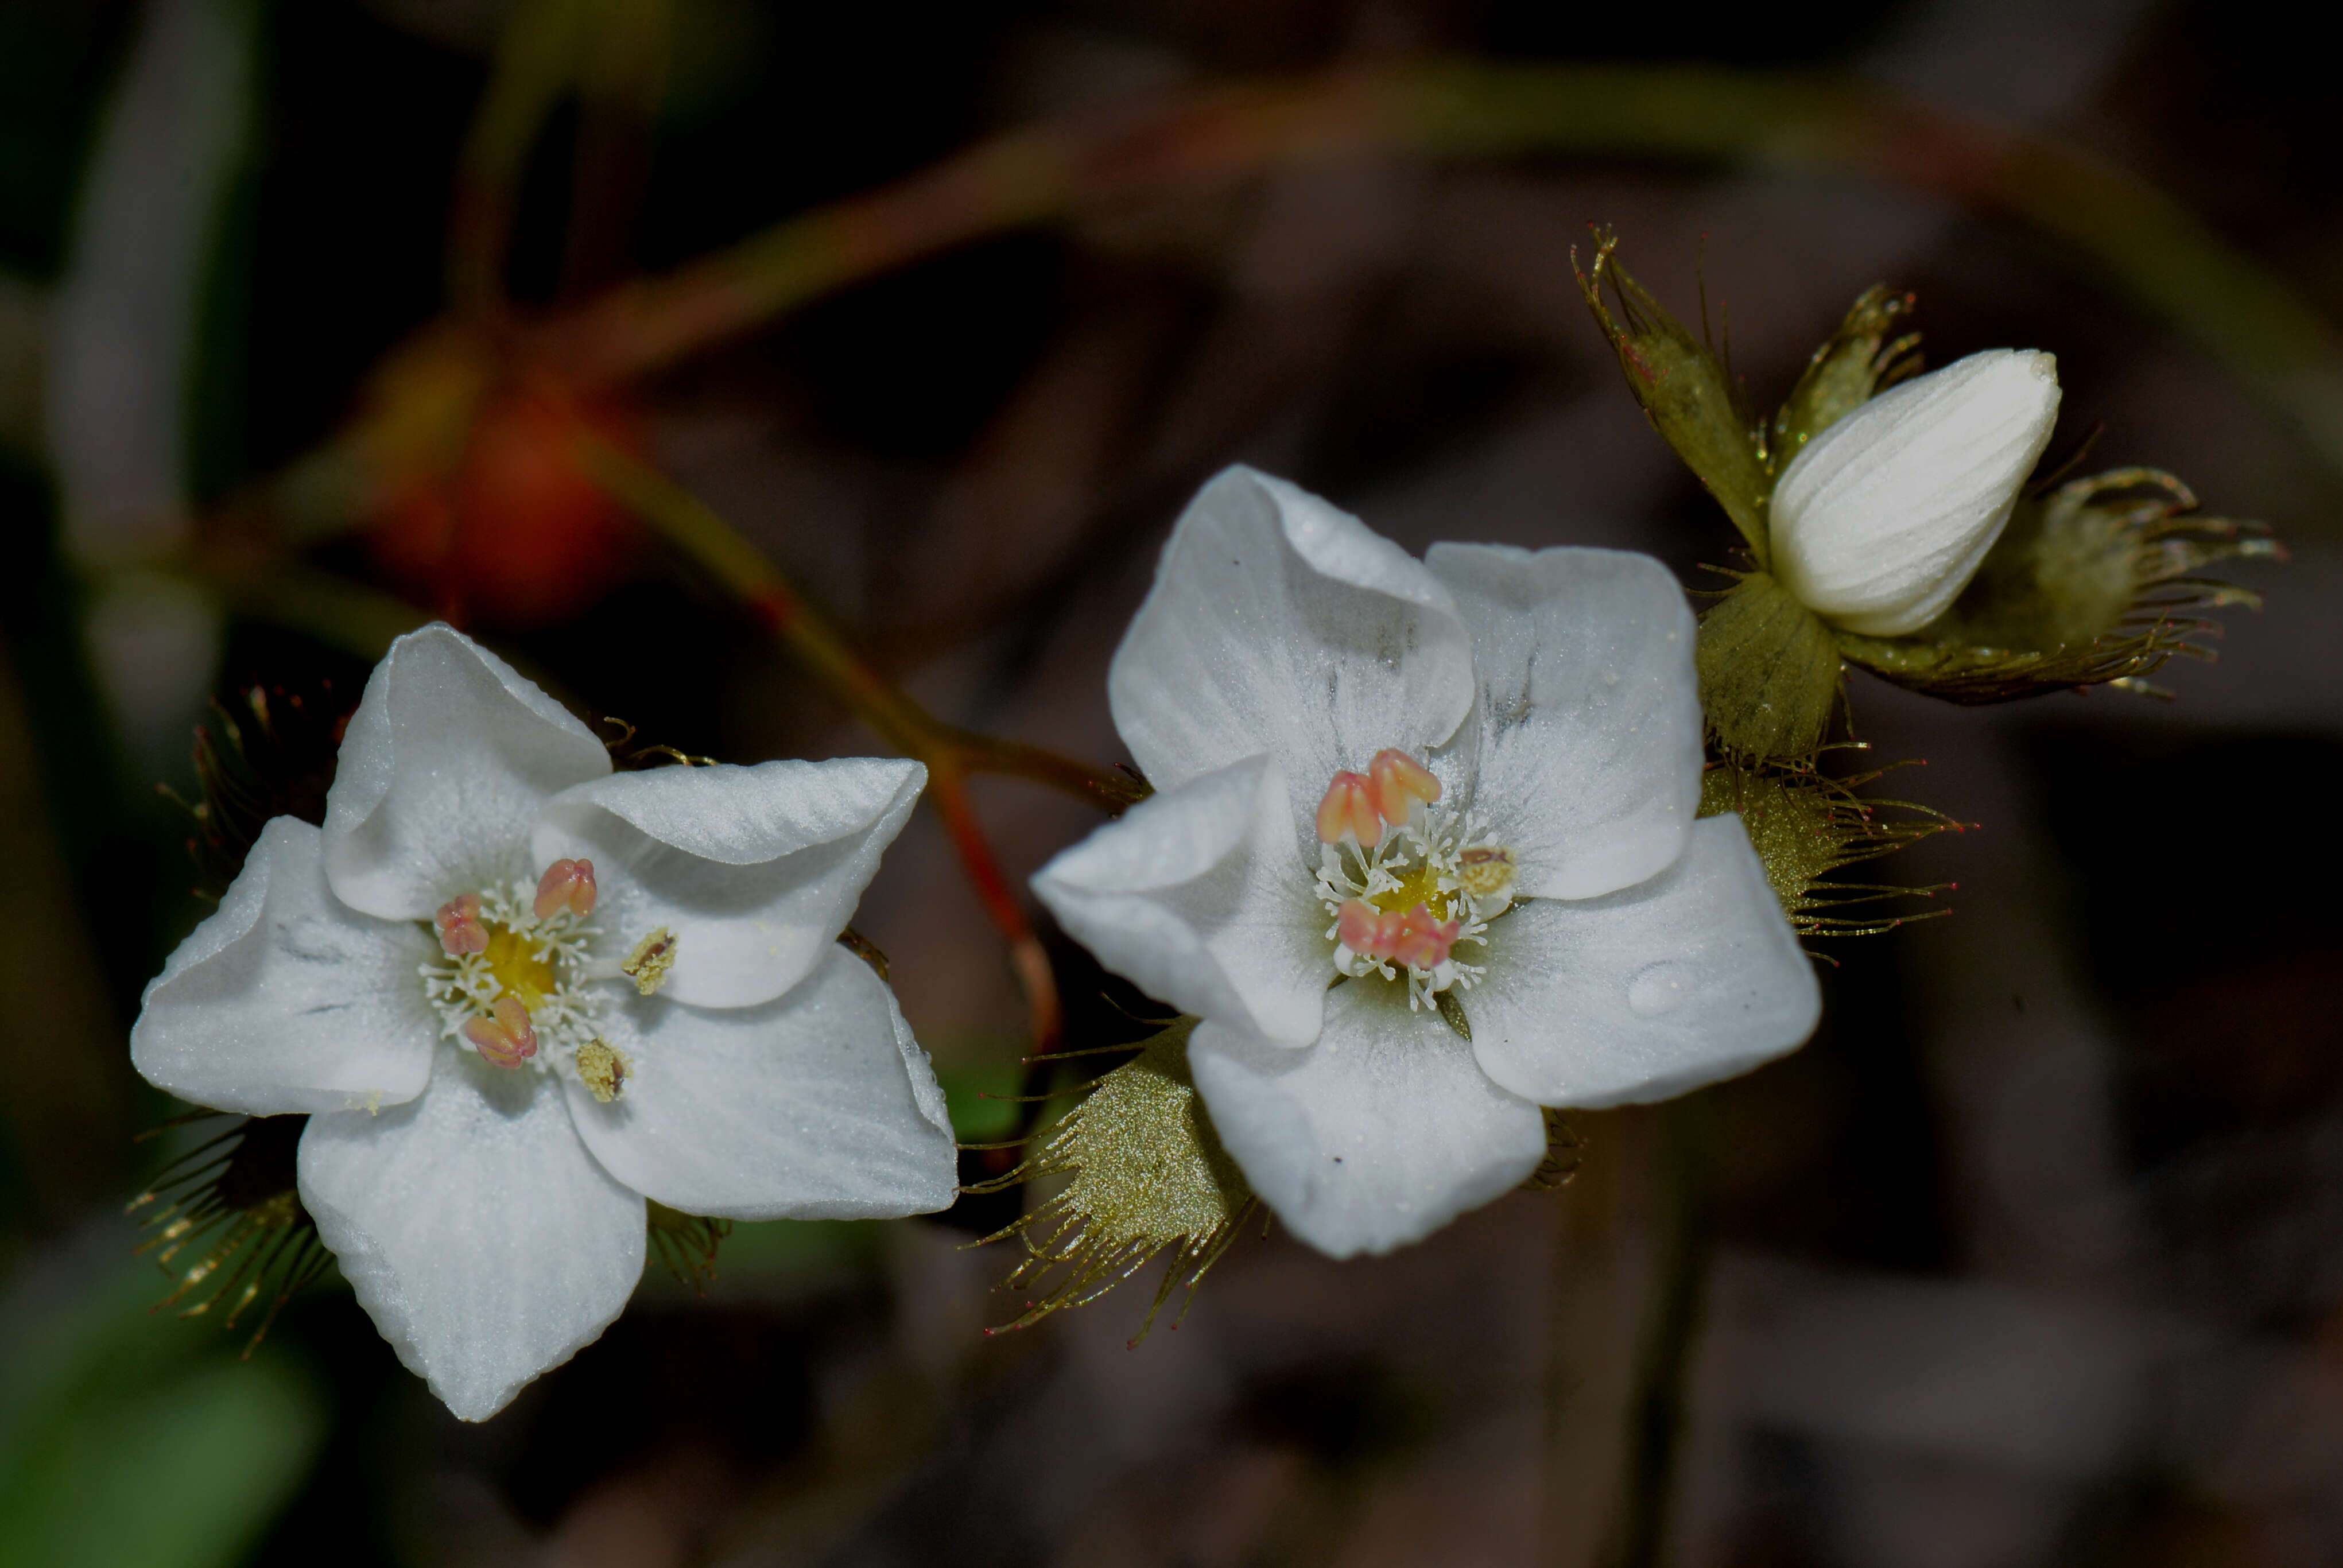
1771, 348, 2062, 637
131, 625, 956, 1420
1033, 467, 1821, 1259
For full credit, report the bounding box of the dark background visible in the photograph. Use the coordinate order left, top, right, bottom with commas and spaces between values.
2, 1, 2338, 1564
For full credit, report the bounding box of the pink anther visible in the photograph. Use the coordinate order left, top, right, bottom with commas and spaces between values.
462, 996, 538, 1069
533, 857, 598, 920
1386, 902, 1463, 971
1316, 771, 1383, 847
1367, 749, 1440, 826
1337, 898, 1460, 971
1337, 898, 1397, 957
434, 892, 488, 957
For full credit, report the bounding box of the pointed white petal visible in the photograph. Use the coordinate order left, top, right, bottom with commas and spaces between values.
298, 1051, 645, 1422
1189, 983, 1545, 1259
532, 758, 923, 1010
131, 817, 436, 1114
1465, 815, 1820, 1108
1426, 544, 1703, 901
1771, 349, 2061, 637
323, 624, 611, 921
1109, 466, 1475, 848
565, 946, 955, 1220
1032, 754, 1326, 1045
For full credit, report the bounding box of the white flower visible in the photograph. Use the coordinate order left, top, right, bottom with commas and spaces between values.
131, 625, 956, 1420
1032, 467, 1820, 1259
1771, 348, 2062, 636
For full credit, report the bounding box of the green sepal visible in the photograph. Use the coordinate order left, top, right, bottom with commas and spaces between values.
1434, 987, 1473, 1042
647, 1201, 734, 1291
1767, 285, 1921, 472
1695, 571, 1842, 759
1576, 234, 1773, 565
1833, 468, 2278, 704
127, 1114, 332, 1357
1698, 754, 1960, 937
971, 1020, 1258, 1341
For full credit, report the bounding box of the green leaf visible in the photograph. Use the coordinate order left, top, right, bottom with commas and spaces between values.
0, 1259, 327, 1568
1576, 235, 1774, 564
1694, 572, 1841, 759
1768, 285, 1921, 470
0, 1359, 325, 1568
1834, 467, 2279, 703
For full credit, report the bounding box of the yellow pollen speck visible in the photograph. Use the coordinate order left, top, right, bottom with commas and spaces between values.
621, 927, 678, 995
1459, 846, 1516, 902
482, 923, 557, 1008
576, 1038, 634, 1103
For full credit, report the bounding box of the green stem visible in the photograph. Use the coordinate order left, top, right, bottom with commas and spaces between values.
1608, 1095, 1718, 1568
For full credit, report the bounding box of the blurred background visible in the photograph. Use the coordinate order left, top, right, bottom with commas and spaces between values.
2, 1, 2339, 1564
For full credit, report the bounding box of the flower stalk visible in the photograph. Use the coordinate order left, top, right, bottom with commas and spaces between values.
571, 434, 1146, 1050
516, 61, 2343, 490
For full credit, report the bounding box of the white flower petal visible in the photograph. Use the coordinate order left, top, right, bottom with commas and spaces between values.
565, 946, 956, 1220
1464, 815, 1820, 1108
131, 817, 436, 1115
532, 758, 924, 1009
298, 1051, 645, 1423
323, 624, 612, 921
1031, 754, 1326, 1046
1189, 984, 1546, 1259
1108, 466, 1475, 847
1426, 544, 1703, 901
1771, 349, 2061, 637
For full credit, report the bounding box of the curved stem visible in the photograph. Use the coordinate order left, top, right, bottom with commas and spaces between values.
525, 60, 2343, 488
572, 435, 1124, 1049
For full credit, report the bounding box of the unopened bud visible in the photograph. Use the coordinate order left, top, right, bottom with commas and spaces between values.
1770, 348, 2061, 637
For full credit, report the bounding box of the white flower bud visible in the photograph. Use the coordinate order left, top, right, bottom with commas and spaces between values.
1770, 348, 2061, 637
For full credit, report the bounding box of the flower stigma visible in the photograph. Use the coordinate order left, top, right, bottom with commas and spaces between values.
1310, 750, 1514, 1009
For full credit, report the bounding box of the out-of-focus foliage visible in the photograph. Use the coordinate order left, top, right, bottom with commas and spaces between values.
0, 1256, 327, 1568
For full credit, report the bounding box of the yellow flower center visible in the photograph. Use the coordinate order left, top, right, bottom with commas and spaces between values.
1368, 860, 1454, 921
482, 924, 557, 1010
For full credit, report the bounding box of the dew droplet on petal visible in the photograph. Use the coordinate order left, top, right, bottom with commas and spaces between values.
1626, 961, 1693, 1018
